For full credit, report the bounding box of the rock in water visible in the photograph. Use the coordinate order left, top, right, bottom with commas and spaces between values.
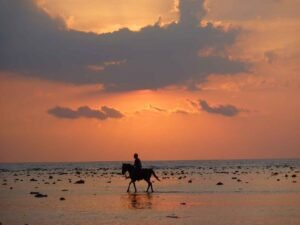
35, 193, 48, 198
74, 179, 85, 184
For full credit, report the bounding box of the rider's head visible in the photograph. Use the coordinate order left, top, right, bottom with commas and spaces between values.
134, 153, 138, 159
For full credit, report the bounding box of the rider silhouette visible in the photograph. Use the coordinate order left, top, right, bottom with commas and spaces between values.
133, 153, 142, 177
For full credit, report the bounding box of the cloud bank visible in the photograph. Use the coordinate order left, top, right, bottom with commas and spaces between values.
48, 106, 124, 120
199, 100, 241, 117
0, 0, 247, 91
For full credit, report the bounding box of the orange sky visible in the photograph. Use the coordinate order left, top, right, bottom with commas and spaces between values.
0, 0, 300, 162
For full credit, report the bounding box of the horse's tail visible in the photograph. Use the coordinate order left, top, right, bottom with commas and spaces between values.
151, 169, 160, 181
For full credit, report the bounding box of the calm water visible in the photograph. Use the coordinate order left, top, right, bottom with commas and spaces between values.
1, 159, 300, 225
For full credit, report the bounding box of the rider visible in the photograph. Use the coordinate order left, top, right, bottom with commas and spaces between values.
133, 153, 142, 177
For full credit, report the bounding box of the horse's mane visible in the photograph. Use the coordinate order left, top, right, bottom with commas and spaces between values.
122, 163, 133, 168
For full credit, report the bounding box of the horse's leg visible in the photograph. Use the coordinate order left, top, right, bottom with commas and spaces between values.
127, 181, 132, 192
151, 181, 154, 192
133, 181, 137, 193
146, 180, 151, 192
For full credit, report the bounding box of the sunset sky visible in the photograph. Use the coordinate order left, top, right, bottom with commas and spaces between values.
0, 0, 300, 162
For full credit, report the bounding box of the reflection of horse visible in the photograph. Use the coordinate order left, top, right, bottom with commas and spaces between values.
122, 163, 160, 192
127, 193, 153, 209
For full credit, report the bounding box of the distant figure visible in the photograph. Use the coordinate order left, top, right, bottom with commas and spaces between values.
133, 153, 142, 172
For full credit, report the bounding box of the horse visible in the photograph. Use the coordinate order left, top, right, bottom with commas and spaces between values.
122, 163, 160, 193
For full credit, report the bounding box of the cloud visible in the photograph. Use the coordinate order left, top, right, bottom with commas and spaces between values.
198, 99, 241, 117
0, 0, 247, 91
48, 105, 124, 120
264, 50, 278, 64
174, 109, 190, 115
149, 104, 167, 112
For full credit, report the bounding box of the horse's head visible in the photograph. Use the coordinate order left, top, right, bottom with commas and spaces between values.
122, 163, 129, 175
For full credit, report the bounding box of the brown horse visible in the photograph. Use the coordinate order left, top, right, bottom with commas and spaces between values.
122, 163, 160, 192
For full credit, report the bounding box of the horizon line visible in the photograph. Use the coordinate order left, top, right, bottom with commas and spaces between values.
1, 157, 300, 164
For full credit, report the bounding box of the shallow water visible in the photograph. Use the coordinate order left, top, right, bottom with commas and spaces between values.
1, 159, 300, 225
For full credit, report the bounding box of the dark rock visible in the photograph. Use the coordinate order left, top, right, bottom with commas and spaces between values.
30, 178, 37, 182
35, 193, 48, 198
166, 215, 179, 219
216, 182, 224, 185
49, 176, 53, 179
188, 179, 192, 183
61, 189, 68, 192
292, 174, 297, 178
59, 197, 65, 201
74, 179, 85, 184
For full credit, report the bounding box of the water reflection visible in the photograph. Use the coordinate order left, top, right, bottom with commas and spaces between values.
122, 193, 153, 209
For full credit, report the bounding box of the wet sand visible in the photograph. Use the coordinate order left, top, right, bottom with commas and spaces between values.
1, 161, 300, 225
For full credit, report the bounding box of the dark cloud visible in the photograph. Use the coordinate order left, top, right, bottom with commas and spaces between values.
48, 105, 123, 120
199, 99, 241, 117
0, 0, 247, 91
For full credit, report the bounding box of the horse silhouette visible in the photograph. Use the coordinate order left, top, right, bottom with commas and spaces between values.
122, 163, 160, 192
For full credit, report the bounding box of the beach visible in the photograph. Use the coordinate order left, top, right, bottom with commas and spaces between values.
1, 159, 300, 225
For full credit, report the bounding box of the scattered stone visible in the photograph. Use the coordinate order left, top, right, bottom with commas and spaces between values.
59, 197, 65, 201
30, 178, 37, 182
291, 174, 297, 178
188, 179, 192, 183
35, 193, 47, 198
74, 179, 85, 184
31, 191, 48, 198
167, 215, 179, 219
216, 182, 224, 185
49, 176, 53, 179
